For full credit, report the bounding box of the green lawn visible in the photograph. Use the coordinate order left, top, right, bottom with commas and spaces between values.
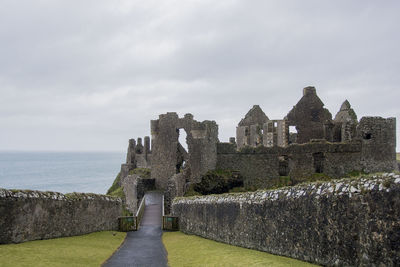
163, 231, 318, 267
0, 231, 126, 267
397, 153, 400, 161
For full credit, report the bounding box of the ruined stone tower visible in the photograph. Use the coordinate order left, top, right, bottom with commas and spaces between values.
150, 112, 219, 190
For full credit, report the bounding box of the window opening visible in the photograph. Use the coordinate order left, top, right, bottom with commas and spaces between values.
313, 152, 324, 173
176, 129, 188, 173
363, 133, 372, 140
278, 156, 289, 176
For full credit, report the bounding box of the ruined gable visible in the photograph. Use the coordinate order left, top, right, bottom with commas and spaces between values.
333, 100, 358, 142
236, 105, 269, 149
238, 105, 269, 126
286, 86, 333, 143
334, 100, 357, 123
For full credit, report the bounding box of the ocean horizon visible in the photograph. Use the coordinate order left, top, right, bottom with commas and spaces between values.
0, 151, 125, 195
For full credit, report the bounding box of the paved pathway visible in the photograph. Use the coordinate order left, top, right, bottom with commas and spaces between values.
103, 192, 168, 267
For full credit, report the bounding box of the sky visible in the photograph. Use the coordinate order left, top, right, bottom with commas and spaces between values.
0, 0, 399, 152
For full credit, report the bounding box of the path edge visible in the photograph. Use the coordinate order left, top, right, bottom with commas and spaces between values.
101, 231, 129, 267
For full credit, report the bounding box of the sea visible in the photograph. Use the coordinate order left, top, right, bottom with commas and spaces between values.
0, 151, 125, 195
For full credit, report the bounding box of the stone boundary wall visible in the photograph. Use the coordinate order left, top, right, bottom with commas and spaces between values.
172, 173, 400, 266
0, 189, 122, 244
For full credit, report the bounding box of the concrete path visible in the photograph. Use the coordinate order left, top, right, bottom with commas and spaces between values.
103, 192, 168, 267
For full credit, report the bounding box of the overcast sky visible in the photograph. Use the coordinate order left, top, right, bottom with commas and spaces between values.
0, 0, 399, 152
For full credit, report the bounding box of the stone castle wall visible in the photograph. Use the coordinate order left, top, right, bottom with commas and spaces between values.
358, 117, 397, 173
217, 141, 363, 188
151, 112, 218, 190
217, 116, 396, 189
122, 174, 155, 214
172, 173, 400, 266
119, 136, 152, 188
0, 189, 122, 244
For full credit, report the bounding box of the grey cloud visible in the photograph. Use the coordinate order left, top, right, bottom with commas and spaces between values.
0, 0, 399, 151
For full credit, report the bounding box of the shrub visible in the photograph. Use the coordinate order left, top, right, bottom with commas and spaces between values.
194, 170, 243, 195
184, 184, 202, 197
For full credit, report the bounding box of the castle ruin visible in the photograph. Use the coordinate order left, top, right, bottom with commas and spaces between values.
118, 86, 397, 213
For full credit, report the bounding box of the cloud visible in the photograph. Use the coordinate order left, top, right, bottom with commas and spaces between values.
0, 0, 399, 151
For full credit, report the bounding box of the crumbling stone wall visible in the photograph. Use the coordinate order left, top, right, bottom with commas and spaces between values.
151, 112, 180, 190
286, 86, 333, 143
135, 137, 151, 169
115, 86, 397, 224
236, 88, 364, 150
236, 105, 269, 149
357, 116, 397, 173
172, 173, 400, 266
121, 174, 139, 213
217, 141, 363, 188
164, 172, 186, 214
121, 174, 155, 214
0, 189, 122, 244
217, 143, 279, 188
151, 112, 218, 190
333, 100, 358, 142
119, 137, 151, 186
263, 119, 289, 147
220, 112, 396, 188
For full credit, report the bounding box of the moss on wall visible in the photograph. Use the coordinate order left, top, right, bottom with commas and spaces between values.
129, 168, 151, 178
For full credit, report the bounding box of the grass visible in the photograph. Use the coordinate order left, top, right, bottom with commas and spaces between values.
163, 231, 318, 267
0, 231, 126, 267
397, 153, 400, 161
106, 172, 121, 195
107, 168, 151, 197
108, 186, 125, 198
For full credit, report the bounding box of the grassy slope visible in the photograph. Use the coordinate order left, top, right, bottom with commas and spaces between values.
163, 231, 318, 267
106, 172, 122, 196
0, 231, 126, 267
106, 168, 151, 198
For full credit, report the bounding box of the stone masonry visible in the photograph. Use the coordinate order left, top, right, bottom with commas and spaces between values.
172, 173, 400, 266
0, 189, 122, 244
150, 112, 218, 190
118, 86, 397, 213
